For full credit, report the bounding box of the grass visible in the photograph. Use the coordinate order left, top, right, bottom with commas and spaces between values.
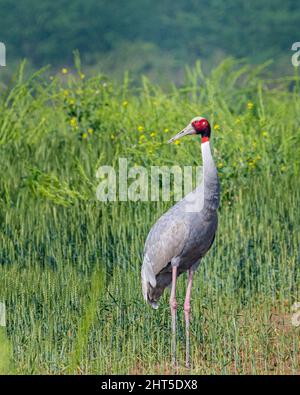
0, 58, 299, 374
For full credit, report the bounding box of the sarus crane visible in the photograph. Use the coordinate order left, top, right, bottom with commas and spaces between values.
141, 117, 220, 368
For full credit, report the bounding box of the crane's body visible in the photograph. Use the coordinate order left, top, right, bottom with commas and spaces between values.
142, 141, 219, 306
141, 117, 220, 368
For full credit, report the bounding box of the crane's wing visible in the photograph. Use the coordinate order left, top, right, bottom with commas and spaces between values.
141, 178, 205, 306
141, 209, 189, 303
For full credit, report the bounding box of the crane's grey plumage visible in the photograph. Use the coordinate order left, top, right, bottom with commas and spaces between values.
141, 116, 220, 368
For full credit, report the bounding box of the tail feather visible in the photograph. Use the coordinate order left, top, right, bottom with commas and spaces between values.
141, 255, 159, 309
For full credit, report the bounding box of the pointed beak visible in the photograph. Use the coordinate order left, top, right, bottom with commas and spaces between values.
168, 124, 195, 143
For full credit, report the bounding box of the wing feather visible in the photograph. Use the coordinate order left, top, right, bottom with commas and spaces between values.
141, 210, 188, 305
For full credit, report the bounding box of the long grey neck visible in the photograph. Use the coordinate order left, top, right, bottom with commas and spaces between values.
201, 140, 220, 210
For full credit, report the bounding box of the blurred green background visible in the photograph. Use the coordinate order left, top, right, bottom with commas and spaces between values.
0, 0, 299, 82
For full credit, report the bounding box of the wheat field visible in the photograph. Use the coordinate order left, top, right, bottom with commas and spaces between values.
0, 59, 299, 374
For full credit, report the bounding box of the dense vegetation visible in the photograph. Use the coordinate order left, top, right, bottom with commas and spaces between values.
1, 0, 299, 80
0, 59, 299, 373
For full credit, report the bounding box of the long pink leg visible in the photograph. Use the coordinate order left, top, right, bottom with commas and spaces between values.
184, 268, 194, 368
170, 265, 178, 366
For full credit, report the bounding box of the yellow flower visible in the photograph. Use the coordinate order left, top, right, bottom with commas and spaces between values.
235, 117, 241, 124
138, 126, 144, 132
62, 68, 68, 75
88, 128, 94, 134
214, 124, 220, 130
63, 89, 69, 97
150, 132, 156, 137
122, 100, 128, 107
79, 72, 85, 80
218, 163, 224, 169
70, 117, 78, 128
164, 128, 169, 133
68, 98, 75, 105
175, 140, 180, 145
82, 133, 88, 139
247, 101, 254, 110
139, 134, 146, 140
262, 131, 268, 138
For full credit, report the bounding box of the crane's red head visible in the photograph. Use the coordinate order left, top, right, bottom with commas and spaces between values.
168, 116, 211, 144
191, 117, 211, 138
